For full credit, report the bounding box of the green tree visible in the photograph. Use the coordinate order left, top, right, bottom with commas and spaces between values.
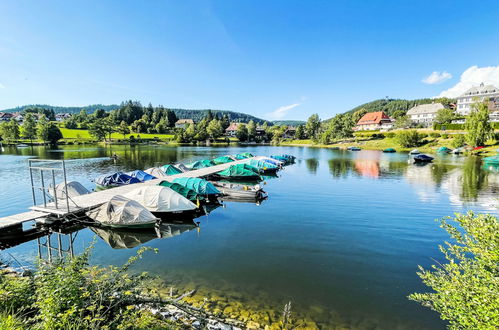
93, 108, 106, 119
0, 119, 20, 142
391, 110, 406, 119
409, 212, 499, 329
434, 108, 456, 125
206, 119, 223, 139
220, 114, 230, 130
352, 108, 368, 123
396, 129, 422, 147
295, 125, 305, 139
21, 113, 37, 143
394, 115, 411, 129
36, 115, 50, 143
117, 120, 130, 138
64, 117, 78, 129
465, 101, 493, 147
185, 123, 196, 141
46, 123, 63, 144
155, 118, 168, 134
451, 134, 466, 149
236, 124, 249, 142
247, 120, 256, 141
89, 119, 114, 141
305, 114, 321, 140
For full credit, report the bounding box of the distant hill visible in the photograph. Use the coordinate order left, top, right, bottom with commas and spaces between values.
0, 104, 268, 124
272, 120, 305, 126
343, 97, 455, 117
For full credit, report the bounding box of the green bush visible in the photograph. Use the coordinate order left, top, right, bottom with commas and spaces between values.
441, 133, 449, 139
429, 132, 441, 138
384, 132, 396, 138
451, 134, 466, 149
409, 212, 499, 329
395, 130, 423, 147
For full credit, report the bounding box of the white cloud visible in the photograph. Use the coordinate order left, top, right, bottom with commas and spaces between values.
422, 71, 452, 84
0, 83, 5, 89
438, 65, 499, 98
266, 103, 301, 120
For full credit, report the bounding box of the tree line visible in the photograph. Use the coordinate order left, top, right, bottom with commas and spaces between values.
0, 113, 62, 144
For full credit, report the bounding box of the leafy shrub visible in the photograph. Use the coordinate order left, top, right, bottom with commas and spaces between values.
384, 132, 395, 138
429, 132, 440, 138
440, 133, 449, 139
409, 212, 499, 329
451, 134, 466, 149
395, 130, 423, 147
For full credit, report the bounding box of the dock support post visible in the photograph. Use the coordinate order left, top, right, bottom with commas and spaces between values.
40, 170, 47, 207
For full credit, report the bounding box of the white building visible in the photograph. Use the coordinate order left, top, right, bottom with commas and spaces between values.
456, 83, 499, 116
406, 103, 444, 126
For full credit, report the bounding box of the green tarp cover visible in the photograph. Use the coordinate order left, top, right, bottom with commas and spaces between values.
246, 159, 278, 170
187, 159, 215, 169
161, 164, 183, 175
158, 181, 205, 202
234, 154, 249, 160
241, 152, 254, 158
173, 177, 220, 195
217, 164, 261, 178
484, 155, 499, 164
212, 156, 234, 165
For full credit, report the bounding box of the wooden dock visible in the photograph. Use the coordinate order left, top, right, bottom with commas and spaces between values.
0, 156, 266, 229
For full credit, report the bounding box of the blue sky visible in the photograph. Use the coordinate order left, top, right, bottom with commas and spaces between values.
1, 0, 499, 120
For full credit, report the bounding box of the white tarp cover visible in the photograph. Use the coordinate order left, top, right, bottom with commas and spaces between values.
144, 167, 168, 178
123, 186, 197, 212
86, 195, 157, 226
54, 181, 90, 199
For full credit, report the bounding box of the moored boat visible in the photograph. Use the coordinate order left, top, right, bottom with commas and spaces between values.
86, 195, 159, 229
158, 180, 206, 205
94, 172, 140, 190
172, 177, 221, 202
383, 148, 396, 153
161, 164, 183, 175
125, 170, 156, 182
483, 155, 499, 165
186, 159, 216, 170
211, 181, 267, 201
409, 149, 421, 155
213, 164, 262, 181
412, 154, 434, 163
347, 146, 361, 151
212, 156, 235, 165
437, 146, 452, 154
244, 159, 279, 174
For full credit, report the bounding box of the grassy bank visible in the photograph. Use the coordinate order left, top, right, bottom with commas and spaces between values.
59, 128, 175, 141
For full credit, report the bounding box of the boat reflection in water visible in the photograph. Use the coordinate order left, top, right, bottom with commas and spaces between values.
90, 222, 199, 249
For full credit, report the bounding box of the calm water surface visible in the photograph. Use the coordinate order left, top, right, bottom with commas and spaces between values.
1, 144, 498, 329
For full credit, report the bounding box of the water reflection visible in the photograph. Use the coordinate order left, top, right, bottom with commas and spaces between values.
90, 223, 198, 249
305, 158, 319, 174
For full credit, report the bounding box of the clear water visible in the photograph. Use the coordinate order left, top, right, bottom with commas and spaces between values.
1, 145, 498, 329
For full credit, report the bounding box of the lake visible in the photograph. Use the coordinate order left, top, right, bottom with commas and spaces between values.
1, 144, 498, 329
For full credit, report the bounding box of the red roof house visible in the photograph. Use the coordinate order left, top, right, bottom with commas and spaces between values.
355, 111, 393, 131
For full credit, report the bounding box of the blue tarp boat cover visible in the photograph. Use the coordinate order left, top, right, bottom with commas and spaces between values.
173, 177, 220, 195
125, 170, 157, 182
95, 172, 141, 187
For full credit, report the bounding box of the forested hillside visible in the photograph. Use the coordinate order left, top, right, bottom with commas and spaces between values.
344, 97, 455, 117
1, 103, 267, 124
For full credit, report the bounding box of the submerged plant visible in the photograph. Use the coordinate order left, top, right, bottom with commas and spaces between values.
281, 301, 292, 328
409, 212, 499, 329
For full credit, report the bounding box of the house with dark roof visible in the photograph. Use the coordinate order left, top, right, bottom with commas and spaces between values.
225, 123, 242, 136
175, 119, 194, 129
406, 103, 444, 126
457, 82, 499, 116
0, 112, 14, 122
355, 111, 393, 131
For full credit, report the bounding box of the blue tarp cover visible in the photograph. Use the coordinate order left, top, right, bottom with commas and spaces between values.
125, 170, 156, 182
95, 172, 141, 187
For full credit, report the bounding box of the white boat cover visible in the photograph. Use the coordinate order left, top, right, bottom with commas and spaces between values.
175, 163, 190, 173
123, 186, 197, 212
86, 195, 157, 226
144, 167, 168, 178
54, 181, 90, 199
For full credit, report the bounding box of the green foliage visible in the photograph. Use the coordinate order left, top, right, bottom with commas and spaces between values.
352, 108, 368, 124
206, 119, 224, 139
394, 115, 411, 129
236, 124, 248, 142
451, 134, 466, 149
89, 118, 114, 141
320, 113, 353, 144
271, 120, 305, 126
117, 121, 130, 138
305, 114, 321, 141
395, 129, 423, 147
46, 123, 63, 144
294, 125, 305, 139
21, 113, 37, 142
0, 245, 172, 329
409, 212, 499, 329
343, 97, 456, 117
36, 115, 50, 143
465, 102, 493, 147
434, 108, 456, 125
433, 123, 464, 130
0, 118, 20, 142
247, 120, 256, 141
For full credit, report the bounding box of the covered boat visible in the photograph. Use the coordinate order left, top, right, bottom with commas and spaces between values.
172, 177, 221, 197
51, 181, 90, 200
276, 154, 295, 162
161, 164, 183, 175
245, 159, 279, 173
452, 147, 465, 154
144, 167, 168, 178
175, 163, 190, 173
409, 149, 421, 155
158, 181, 205, 204
234, 154, 250, 160
270, 155, 288, 163
212, 156, 235, 165
383, 148, 396, 153
123, 186, 198, 219
94, 172, 140, 189
412, 154, 434, 163
483, 155, 499, 165
346, 147, 361, 151
212, 181, 267, 202
186, 159, 215, 170
125, 170, 156, 182
86, 195, 159, 228
215, 164, 262, 181
437, 146, 451, 153
241, 152, 254, 158
258, 157, 284, 167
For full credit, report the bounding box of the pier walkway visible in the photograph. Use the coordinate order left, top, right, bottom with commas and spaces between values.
0, 156, 268, 229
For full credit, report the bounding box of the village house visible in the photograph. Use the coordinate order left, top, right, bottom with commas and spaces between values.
175, 119, 194, 129
355, 111, 393, 131
0, 112, 14, 122
456, 83, 499, 116
225, 122, 241, 137
55, 113, 71, 121
406, 103, 444, 126
282, 127, 296, 139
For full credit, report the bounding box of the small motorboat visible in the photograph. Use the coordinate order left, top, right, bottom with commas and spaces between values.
409, 149, 421, 155
483, 155, 499, 165
50, 181, 90, 200
158, 180, 206, 205
452, 147, 465, 154
125, 170, 156, 182
412, 154, 434, 163
212, 156, 235, 165
172, 177, 221, 202
211, 181, 267, 201
437, 146, 452, 154
347, 146, 361, 151
244, 159, 279, 174
160, 164, 183, 175
213, 164, 262, 181
86, 195, 160, 229
383, 148, 396, 153
186, 159, 215, 170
